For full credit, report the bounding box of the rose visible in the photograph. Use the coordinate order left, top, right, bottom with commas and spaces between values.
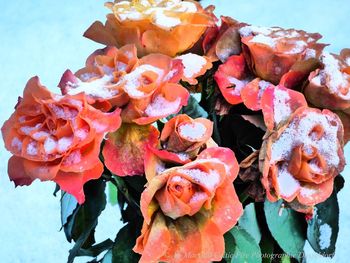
59, 45, 138, 111
305, 50, 350, 110
84, 0, 215, 57
304, 50, 350, 142
134, 147, 243, 262
148, 114, 215, 165
239, 25, 323, 84
259, 106, 345, 211
59, 45, 214, 125
1, 77, 121, 203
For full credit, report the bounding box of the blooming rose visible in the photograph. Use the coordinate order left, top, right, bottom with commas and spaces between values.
1, 77, 121, 203
59, 45, 138, 111
134, 147, 243, 262
239, 25, 323, 84
59, 45, 212, 125
84, 0, 215, 57
304, 50, 350, 142
259, 107, 345, 211
147, 114, 215, 166
305, 51, 350, 110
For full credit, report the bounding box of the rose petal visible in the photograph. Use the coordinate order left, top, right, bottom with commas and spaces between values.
54, 161, 104, 204
103, 124, 159, 176
261, 85, 307, 130
214, 54, 247, 105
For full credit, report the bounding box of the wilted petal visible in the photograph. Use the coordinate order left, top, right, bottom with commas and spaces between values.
103, 124, 159, 176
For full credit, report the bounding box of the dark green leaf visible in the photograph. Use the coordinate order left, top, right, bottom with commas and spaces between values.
102, 222, 141, 263
67, 179, 107, 263
239, 203, 262, 243
77, 239, 114, 257
264, 199, 305, 260
307, 189, 339, 257
259, 234, 274, 263
334, 175, 345, 193
229, 227, 262, 263
53, 183, 60, 196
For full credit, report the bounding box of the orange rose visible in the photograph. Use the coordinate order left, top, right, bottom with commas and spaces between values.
259, 107, 345, 210
134, 147, 243, 263
305, 51, 350, 110
59, 45, 138, 111
147, 114, 215, 165
59, 45, 213, 125
1, 77, 121, 203
304, 50, 350, 143
84, 0, 215, 57
239, 25, 323, 84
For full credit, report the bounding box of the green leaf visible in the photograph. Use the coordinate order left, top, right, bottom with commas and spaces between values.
61, 191, 78, 227
229, 227, 262, 263
281, 254, 291, 263
66, 179, 107, 263
307, 189, 339, 257
264, 199, 305, 260
224, 231, 236, 260
239, 203, 262, 243
101, 222, 141, 263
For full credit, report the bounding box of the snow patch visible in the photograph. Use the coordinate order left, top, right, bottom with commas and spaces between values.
271, 111, 341, 170
145, 95, 181, 117
277, 164, 300, 198
178, 122, 207, 140
273, 88, 292, 125
319, 223, 332, 249
177, 53, 207, 79
179, 168, 220, 191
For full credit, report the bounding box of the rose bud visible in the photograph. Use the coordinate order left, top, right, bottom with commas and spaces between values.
1, 77, 121, 203
147, 114, 215, 166
134, 147, 243, 263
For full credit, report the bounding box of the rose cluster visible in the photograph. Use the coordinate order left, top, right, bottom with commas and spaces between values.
1, 0, 348, 262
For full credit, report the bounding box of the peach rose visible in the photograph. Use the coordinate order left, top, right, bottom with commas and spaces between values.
259, 107, 345, 210
147, 114, 215, 165
134, 147, 243, 263
59, 45, 138, 111
59, 45, 212, 125
304, 50, 350, 143
84, 0, 215, 57
1, 77, 121, 203
239, 25, 324, 84
305, 51, 350, 110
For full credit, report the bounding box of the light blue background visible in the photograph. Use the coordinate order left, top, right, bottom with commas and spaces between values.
0, 0, 349, 262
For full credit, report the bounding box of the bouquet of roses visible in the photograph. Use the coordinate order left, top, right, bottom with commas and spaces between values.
2, 0, 349, 262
